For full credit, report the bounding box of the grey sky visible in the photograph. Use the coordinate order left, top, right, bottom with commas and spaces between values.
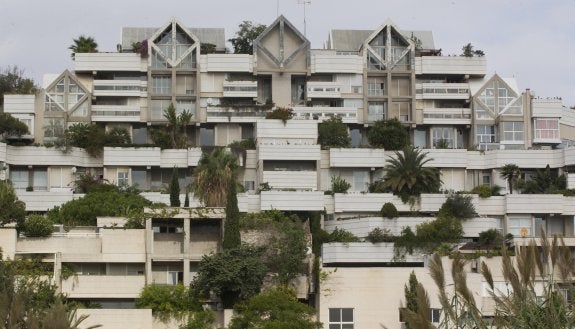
1, 0, 573, 106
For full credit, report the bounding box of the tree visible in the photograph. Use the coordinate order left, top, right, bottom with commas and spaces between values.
193, 148, 238, 207
367, 118, 409, 150
223, 179, 240, 250
437, 193, 477, 220
521, 164, 566, 194
20, 215, 54, 237
0, 180, 26, 227
41, 298, 102, 329
164, 103, 193, 149
382, 146, 441, 203
69, 35, 98, 60
136, 284, 193, 323
402, 271, 419, 329
169, 167, 181, 207
200, 43, 216, 54
0, 66, 36, 106
60, 123, 130, 157
46, 185, 154, 226
267, 219, 308, 285
228, 286, 322, 329
462, 43, 474, 57
0, 112, 30, 139
318, 116, 350, 148
499, 163, 520, 194
229, 21, 267, 55
192, 245, 267, 308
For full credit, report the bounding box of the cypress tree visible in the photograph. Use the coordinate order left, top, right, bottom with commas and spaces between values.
402, 271, 419, 328
223, 179, 241, 250
183, 192, 189, 207
169, 167, 180, 207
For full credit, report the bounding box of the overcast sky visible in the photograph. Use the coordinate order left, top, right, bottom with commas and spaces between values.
1, 0, 573, 106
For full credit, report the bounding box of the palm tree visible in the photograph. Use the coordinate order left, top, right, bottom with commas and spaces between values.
163, 103, 192, 149
69, 35, 98, 60
193, 148, 238, 207
382, 146, 441, 204
499, 163, 520, 194
42, 298, 101, 329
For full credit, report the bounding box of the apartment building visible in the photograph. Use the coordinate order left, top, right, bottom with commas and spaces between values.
1, 15, 575, 328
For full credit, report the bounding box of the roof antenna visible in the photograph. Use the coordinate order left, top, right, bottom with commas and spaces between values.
297, 0, 311, 37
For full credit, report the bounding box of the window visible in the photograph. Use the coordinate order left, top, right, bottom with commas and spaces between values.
390, 78, 410, 96
501, 121, 524, 143
391, 102, 410, 121
329, 308, 354, 329
43, 118, 65, 141
352, 171, 369, 192
475, 125, 496, 149
33, 168, 48, 191
367, 77, 385, 96
176, 75, 195, 95
199, 126, 215, 146
167, 271, 183, 285
10, 168, 29, 190
117, 170, 129, 187
430, 308, 441, 323
534, 118, 559, 140
432, 127, 453, 148
508, 215, 531, 236
176, 99, 195, 116
368, 102, 386, 122
151, 76, 171, 94
150, 99, 171, 120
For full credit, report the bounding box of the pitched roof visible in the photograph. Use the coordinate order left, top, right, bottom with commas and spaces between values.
328, 29, 435, 51
121, 27, 226, 50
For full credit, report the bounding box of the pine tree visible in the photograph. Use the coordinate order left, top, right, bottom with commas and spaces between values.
169, 167, 181, 207
223, 180, 240, 250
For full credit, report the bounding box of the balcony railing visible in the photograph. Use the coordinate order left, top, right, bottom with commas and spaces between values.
416, 83, 469, 99
292, 106, 357, 123
222, 81, 257, 98
206, 105, 268, 123
91, 105, 141, 122
422, 108, 472, 125
306, 82, 342, 98
93, 80, 147, 97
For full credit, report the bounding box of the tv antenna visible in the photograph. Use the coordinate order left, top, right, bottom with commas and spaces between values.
297, 0, 311, 37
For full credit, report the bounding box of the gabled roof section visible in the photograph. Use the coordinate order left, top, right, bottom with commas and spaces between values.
253, 15, 310, 69
122, 26, 225, 50
328, 28, 434, 51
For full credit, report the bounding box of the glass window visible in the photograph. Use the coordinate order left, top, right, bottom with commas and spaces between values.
368, 102, 386, 122
200, 126, 215, 146
432, 127, 453, 148
391, 102, 410, 122
131, 168, 147, 190
430, 309, 441, 323
367, 77, 385, 96
132, 124, 148, 144
43, 118, 65, 141
329, 308, 354, 329
10, 168, 29, 190
350, 127, 362, 147
150, 100, 172, 120
390, 78, 410, 96
476, 125, 496, 148
176, 99, 195, 116
501, 122, 524, 142
508, 215, 532, 236
33, 168, 48, 191
151, 76, 172, 94
117, 170, 130, 187
352, 171, 369, 192
534, 118, 559, 140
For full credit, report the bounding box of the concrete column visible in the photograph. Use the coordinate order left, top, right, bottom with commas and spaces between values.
145, 218, 153, 284
54, 252, 62, 293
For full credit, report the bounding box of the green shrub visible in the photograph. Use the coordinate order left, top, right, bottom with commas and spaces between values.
265, 107, 293, 124
228, 138, 256, 151
369, 180, 388, 193
136, 284, 195, 322
478, 229, 503, 246
438, 193, 477, 220
367, 118, 409, 150
331, 175, 351, 193
470, 185, 501, 198
328, 227, 359, 243
318, 116, 350, 148
21, 215, 54, 237
366, 227, 394, 243
380, 202, 398, 219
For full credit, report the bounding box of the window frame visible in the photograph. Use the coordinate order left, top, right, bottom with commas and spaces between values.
328, 308, 354, 329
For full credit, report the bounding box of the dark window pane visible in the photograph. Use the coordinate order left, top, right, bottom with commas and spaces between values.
329, 309, 341, 322
341, 308, 354, 322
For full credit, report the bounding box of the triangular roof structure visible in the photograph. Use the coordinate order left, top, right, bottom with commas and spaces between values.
253, 15, 310, 68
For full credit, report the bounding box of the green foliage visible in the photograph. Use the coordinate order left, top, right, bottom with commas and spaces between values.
394, 226, 417, 255
522, 165, 566, 194
437, 193, 477, 220
380, 202, 398, 219
46, 187, 153, 226
331, 175, 351, 193
402, 271, 419, 329
415, 216, 463, 251
184, 192, 190, 207
223, 179, 241, 250
265, 107, 294, 124
461, 42, 485, 57
434, 138, 450, 149
369, 179, 388, 193
169, 167, 181, 207
366, 227, 394, 243
200, 43, 216, 54
318, 116, 351, 148
164, 103, 193, 149
192, 245, 267, 308
0, 66, 36, 106
69, 35, 98, 60
267, 219, 307, 285
367, 118, 409, 150
478, 229, 504, 247
228, 138, 256, 151
180, 309, 215, 329
470, 184, 501, 198
383, 146, 442, 203
149, 127, 172, 149
42, 298, 102, 329
193, 148, 238, 207
61, 123, 130, 157
21, 215, 54, 237
499, 163, 520, 194
0, 112, 30, 139
229, 21, 267, 55
327, 227, 360, 243
228, 286, 322, 329
256, 182, 271, 193
136, 284, 198, 323
0, 180, 26, 227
